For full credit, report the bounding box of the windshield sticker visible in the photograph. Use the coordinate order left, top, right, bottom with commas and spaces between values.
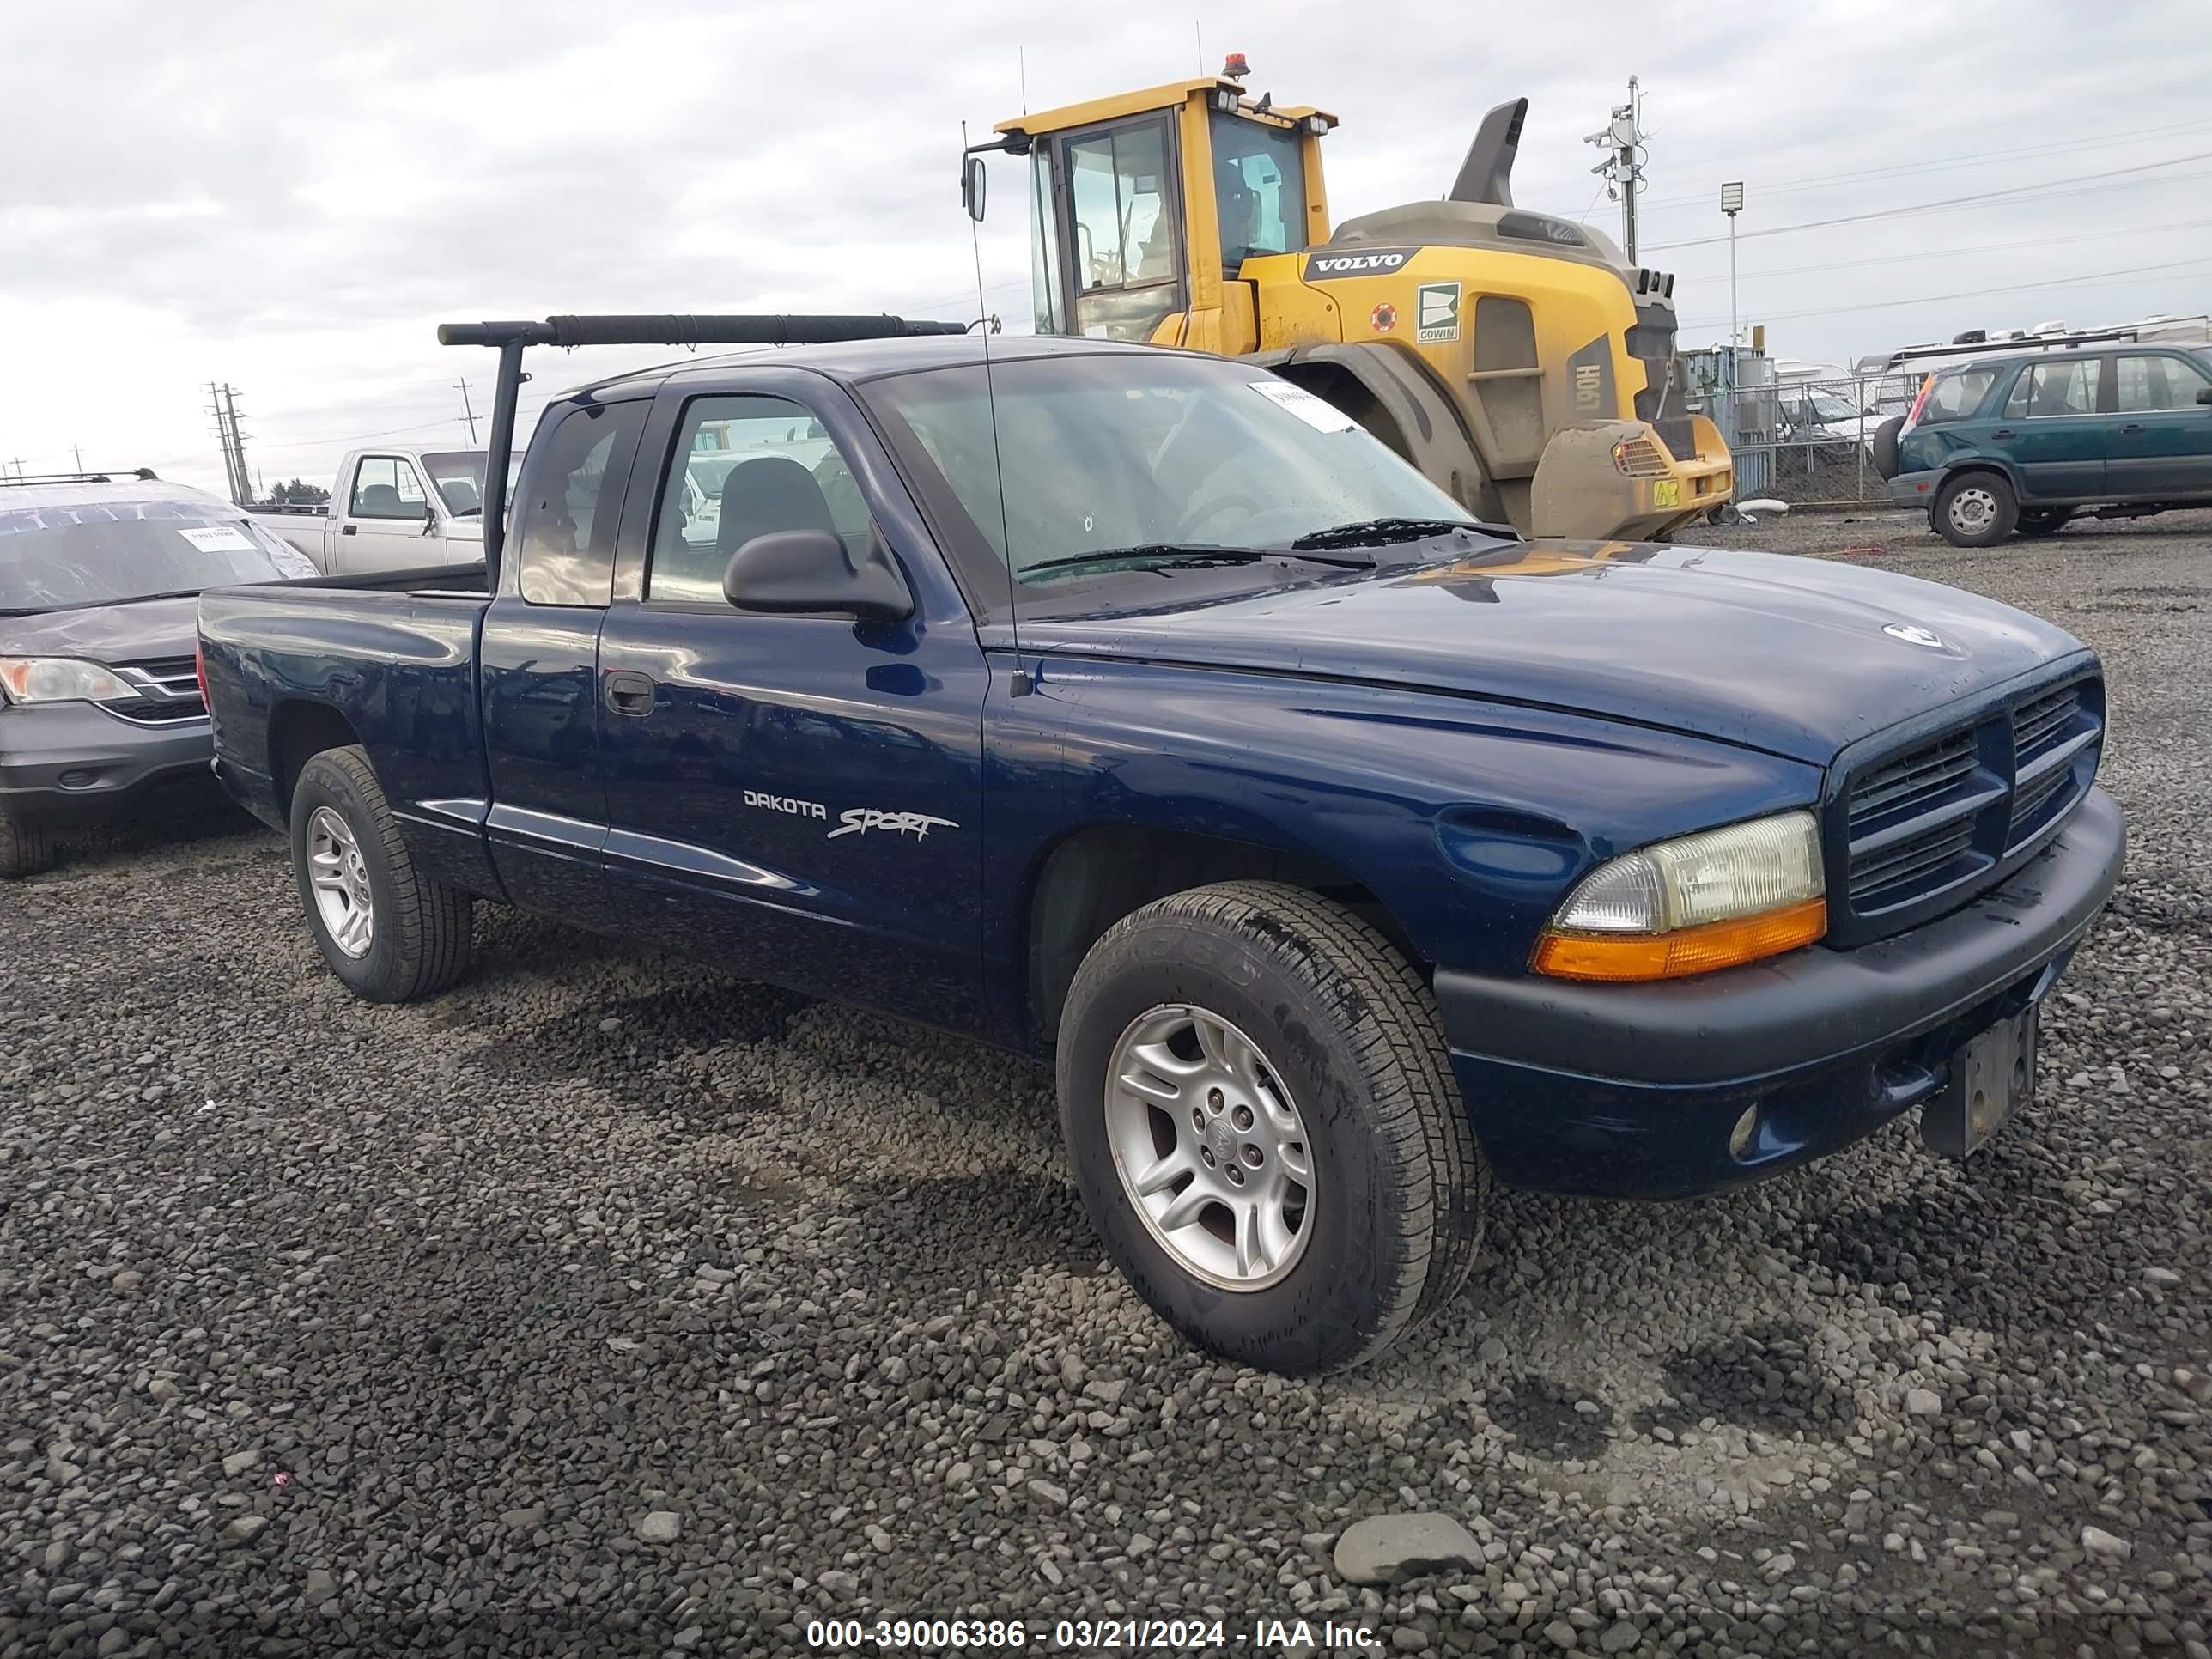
1249, 381, 1358, 433
1415, 281, 1462, 344
179, 525, 256, 554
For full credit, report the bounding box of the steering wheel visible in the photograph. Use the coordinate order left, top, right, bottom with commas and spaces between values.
1182, 492, 1268, 541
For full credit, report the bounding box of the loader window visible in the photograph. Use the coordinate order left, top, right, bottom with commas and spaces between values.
1062, 118, 1183, 343
1210, 112, 1308, 270
1028, 149, 1064, 334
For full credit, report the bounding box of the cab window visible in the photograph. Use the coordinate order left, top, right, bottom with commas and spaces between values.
510, 401, 647, 606
647, 395, 872, 605
1061, 118, 1182, 343
1210, 112, 1308, 271
2115, 353, 2212, 412
349, 456, 430, 520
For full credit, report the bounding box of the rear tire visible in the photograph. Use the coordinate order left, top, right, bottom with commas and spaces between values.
0, 817, 56, 880
1933, 471, 2018, 548
2016, 507, 2071, 538
1056, 880, 1485, 1374
289, 745, 472, 1002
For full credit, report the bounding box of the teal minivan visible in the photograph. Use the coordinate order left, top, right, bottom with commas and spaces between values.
1888, 345, 2212, 546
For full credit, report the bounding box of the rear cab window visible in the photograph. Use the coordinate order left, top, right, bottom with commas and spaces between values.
509, 402, 648, 605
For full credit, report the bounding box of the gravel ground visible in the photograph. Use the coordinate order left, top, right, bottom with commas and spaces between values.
3, 509, 2207, 1658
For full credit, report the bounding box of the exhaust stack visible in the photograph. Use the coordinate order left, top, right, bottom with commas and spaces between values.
1449, 98, 1528, 207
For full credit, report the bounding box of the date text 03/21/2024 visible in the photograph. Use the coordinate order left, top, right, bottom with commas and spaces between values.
804, 1616, 1384, 1650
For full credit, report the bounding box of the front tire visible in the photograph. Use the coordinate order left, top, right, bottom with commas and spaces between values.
0, 817, 56, 879
1057, 881, 1485, 1373
1933, 471, 2018, 547
289, 745, 472, 1002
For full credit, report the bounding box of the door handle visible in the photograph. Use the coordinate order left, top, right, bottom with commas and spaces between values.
2120, 422, 2146, 434
341, 524, 357, 535
603, 669, 656, 716
1990, 428, 2016, 439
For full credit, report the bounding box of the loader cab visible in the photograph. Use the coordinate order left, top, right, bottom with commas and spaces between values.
1000, 76, 1334, 356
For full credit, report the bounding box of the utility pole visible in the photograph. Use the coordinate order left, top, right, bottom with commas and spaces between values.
1585, 76, 1645, 263
208, 383, 254, 505
222, 385, 251, 506
1721, 181, 1745, 347
72, 444, 84, 473
455, 378, 480, 444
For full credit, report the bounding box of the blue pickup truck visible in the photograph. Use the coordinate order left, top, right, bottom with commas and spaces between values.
198, 315, 2124, 1373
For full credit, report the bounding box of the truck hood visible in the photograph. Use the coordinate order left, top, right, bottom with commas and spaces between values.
0, 596, 198, 665
1021, 540, 2087, 764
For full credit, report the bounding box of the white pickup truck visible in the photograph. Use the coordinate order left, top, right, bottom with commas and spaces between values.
251, 446, 501, 575
252, 441, 750, 575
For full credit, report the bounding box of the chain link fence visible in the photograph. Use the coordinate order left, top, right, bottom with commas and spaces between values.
1680, 352, 1921, 507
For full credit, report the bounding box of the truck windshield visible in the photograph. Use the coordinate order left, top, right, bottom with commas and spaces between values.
862, 353, 1474, 611
418, 451, 509, 515
0, 496, 316, 613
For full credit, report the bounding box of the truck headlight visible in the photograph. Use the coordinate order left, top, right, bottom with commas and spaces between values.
1534, 810, 1826, 981
0, 658, 137, 706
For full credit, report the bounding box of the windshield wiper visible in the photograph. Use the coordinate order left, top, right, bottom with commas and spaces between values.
1289, 516, 1516, 550
1022, 543, 1376, 581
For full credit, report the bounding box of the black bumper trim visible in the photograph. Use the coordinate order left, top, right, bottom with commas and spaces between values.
1434, 786, 2124, 1086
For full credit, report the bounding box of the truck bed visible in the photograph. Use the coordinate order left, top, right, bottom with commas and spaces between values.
198, 562, 500, 894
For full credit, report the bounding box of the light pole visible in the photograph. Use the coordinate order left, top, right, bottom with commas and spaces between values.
1720, 182, 1744, 350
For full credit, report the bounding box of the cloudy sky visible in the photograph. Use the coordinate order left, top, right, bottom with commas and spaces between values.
5, 0, 2209, 499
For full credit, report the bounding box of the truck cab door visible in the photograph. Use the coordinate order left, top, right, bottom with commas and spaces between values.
336, 453, 442, 573
477, 399, 650, 921
594, 369, 989, 1030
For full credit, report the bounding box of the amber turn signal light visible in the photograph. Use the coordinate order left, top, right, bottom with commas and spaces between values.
1533, 897, 1828, 983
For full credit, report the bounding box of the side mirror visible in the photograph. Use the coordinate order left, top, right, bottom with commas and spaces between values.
962, 155, 988, 223
2197, 386, 2212, 406
723, 528, 913, 623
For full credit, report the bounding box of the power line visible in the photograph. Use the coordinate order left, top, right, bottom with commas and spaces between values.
1677, 253, 2212, 331
1644, 149, 2212, 252
1674, 216, 2212, 285
1638, 114, 2212, 212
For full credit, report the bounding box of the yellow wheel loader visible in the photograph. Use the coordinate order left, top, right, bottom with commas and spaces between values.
984, 66, 1733, 540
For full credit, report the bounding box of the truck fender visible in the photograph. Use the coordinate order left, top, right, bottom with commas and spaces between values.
1249, 344, 1509, 523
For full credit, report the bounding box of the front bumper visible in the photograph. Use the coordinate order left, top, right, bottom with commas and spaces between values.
1434, 787, 2124, 1199
1889, 468, 1942, 509
0, 702, 219, 826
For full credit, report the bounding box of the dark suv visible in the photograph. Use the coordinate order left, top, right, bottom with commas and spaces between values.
1889, 345, 2212, 546
0, 471, 319, 876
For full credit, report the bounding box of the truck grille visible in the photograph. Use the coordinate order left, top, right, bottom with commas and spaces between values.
1836, 672, 2101, 936
102, 656, 206, 725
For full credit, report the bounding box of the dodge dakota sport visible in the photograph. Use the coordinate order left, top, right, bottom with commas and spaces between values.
198, 315, 2124, 1373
